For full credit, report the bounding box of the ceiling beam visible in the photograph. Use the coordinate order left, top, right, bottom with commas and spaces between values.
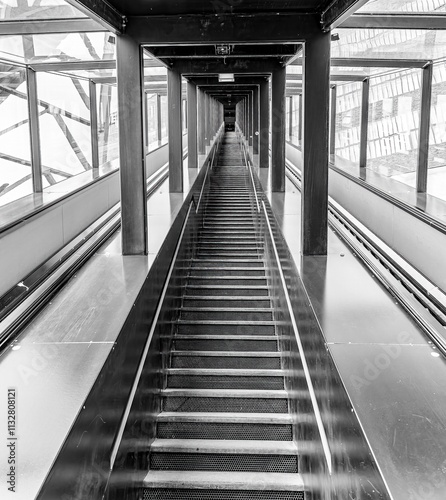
127, 13, 321, 45
65, 0, 125, 33
172, 58, 281, 75
146, 44, 299, 59
321, 0, 369, 31
0, 18, 106, 35
341, 14, 446, 30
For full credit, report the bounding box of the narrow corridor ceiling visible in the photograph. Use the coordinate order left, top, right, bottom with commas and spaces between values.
100, 0, 337, 16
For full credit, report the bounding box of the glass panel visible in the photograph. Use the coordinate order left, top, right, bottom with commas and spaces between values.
335, 81, 362, 170
0, 32, 115, 64
0, 64, 32, 207
97, 83, 119, 174
331, 28, 446, 61
146, 93, 159, 152
182, 99, 187, 133
290, 94, 301, 146
36, 72, 92, 186
428, 60, 446, 200
357, 0, 446, 13
160, 95, 168, 144
367, 68, 422, 187
0, 0, 87, 20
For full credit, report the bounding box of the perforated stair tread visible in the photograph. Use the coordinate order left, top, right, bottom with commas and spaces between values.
143, 470, 305, 491
162, 389, 288, 398
172, 351, 281, 357
166, 369, 285, 376
157, 412, 294, 424
151, 439, 298, 455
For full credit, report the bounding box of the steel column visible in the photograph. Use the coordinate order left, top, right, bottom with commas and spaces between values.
205, 92, 210, 147
116, 35, 147, 255
330, 85, 337, 159
302, 31, 331, 256
26, 67, 43, 193
168, 69, 183, 192
253, 86, 259, 155
248, 91, 253, 147
288, 95, 293, 141
271, 66, 286, 192
259, 79, 270, 168
198, 89, 206, 154
417, 63, 433, 193
360, 78, 370, 170
187, 81, 198, 168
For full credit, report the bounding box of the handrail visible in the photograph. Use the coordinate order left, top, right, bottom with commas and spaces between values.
110, 199, 195, 471
261, 199, 333, 475
248, 162, 260, 213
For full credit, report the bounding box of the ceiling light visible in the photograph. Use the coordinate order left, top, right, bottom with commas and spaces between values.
219, 73, 235, 82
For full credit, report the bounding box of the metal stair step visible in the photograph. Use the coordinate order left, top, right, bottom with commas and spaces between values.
166, 368, 285, 390
161, 389, 289, 413
170, 336, 279, 352
171, 351, 282, 369
187, 276, 266, 285
176, 321, 276, 335
183, 297, 271, 308
142, 471, 305, 499
180, 308, 274, 321
184, 285, 269, 297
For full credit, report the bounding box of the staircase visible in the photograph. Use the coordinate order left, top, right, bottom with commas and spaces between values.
142, 132, 304, 499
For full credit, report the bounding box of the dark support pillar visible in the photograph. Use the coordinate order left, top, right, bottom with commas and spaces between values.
288, 96, 293, 141
360, 78, 370, 170
205, 93, 210, 147
248, 91, 253, 147
302, 32, 331, 256
271, 66, 286, 191
187, 81, 198, 169
168, 68, 183, 192
26, 67, 43, 193
330, 85, 337, 159
117, 35, 147, 255
253, 86, 259, 155
417, 62, 433, 193
259, 79, 270, 168
198, 89, 205, 154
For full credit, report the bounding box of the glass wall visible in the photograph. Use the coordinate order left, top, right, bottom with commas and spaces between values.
335, 82, 362, 170
428, 60, 446, 199
97, 83, 119, 173
0, 64, 32, 207
36, 72, 92, 187
146, 93, 159, 152
160, 95, 168, 144
367, 68, 422, 187
290, 94, 301, 146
